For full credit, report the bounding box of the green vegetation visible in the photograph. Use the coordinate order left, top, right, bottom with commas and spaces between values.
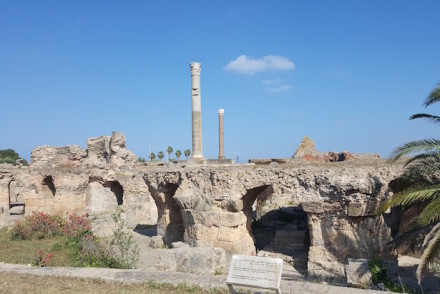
158, 151, 164, 161
150, 152, 156, 161
369, 260, 413, 293
0, 227, 71, 266
138, 157, 147, 163
0, 149, 28, 166
3, 210, 139, 269
167, 146, 173, 161
184, 149, 191, 159
175, 149, 182, 160
379, 81, 440, 283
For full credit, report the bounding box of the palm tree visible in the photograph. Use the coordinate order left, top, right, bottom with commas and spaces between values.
175, 150, 182, 160
149, 152, 156, 162
379, 81, 440, 283
167, 146, 173, 161
158, 151, 164, 161
184, 149, 191, 160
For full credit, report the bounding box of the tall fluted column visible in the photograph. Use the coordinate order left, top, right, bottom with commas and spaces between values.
190, 62, 204, 160
218, 109, 225, 160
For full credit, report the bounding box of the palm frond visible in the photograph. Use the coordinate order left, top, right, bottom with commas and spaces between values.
390, 139, 440, 160
389, 225, 433, 255
378, 184, 440, 213
422, 222, 440, 247
406, 154, 440, 176
417, 197, 440, 227
410, 113, 440, 125
416, 224, 440, 283
424, 82, 440, 107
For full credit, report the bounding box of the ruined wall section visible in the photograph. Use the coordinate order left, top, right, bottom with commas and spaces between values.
1, 132, 155, 233
0, 141, 406, 282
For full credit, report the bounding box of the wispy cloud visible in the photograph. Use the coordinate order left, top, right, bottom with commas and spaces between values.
225, 55, 295, 75
261, 77, 292, 92
261, 78, 282, 85
269, 85, 292, 92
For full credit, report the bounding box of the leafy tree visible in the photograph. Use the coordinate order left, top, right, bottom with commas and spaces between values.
184, 149, 191, 160
158, 151, 164, 161
137, 157, 146, 163
149, 152, 156, 162
379, 81, 440, 283
0, 149, 28, 166
167, 146, 173, 161
175, 150, 182, 160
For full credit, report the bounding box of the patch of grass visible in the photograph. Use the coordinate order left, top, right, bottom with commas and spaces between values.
0, 210, 140, 269
0, 228, 71, 266
0, 272, 230, 294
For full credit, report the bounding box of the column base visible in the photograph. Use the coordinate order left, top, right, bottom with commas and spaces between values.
189, 156, 206, 164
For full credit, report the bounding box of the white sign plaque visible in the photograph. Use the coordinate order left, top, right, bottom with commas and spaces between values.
226, 255, 283, 293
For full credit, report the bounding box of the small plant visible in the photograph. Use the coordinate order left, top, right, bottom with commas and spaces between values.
137, 157, 146, 163
108, 208, 140, 269
369, 259, 413, 293
63, 214, 91, 239
10, 212, 63, 240
32, 248, 54, 267
214, 268, 223, 275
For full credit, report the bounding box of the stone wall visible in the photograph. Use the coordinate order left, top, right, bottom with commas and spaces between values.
0, 134, 406, 281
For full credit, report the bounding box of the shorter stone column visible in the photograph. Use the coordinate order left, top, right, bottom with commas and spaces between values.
218, 109, 225, 160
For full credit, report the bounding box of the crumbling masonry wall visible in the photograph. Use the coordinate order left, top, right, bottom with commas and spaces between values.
0, 134, 405, 281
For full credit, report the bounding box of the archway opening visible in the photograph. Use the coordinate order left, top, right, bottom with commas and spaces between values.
109, 181, 124, 205
243, 186, 309, 275
43, 176, 56, 196
144, 182, 183, 246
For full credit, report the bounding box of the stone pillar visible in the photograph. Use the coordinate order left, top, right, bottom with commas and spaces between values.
190, 62, 204, 160
218, 109, 225, 160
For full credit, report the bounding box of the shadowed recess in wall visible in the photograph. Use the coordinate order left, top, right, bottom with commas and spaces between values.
43, 176, 56, 196
143, 180, 183, 246
108, 181, 123, 205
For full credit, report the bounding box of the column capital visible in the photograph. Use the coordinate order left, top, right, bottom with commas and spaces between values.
190, 62, 201, 76
218, 109, 224, 115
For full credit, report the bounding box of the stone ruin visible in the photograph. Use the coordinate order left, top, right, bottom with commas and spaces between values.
0, 132, 406, 282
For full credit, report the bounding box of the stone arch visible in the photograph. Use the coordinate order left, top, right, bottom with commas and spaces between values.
144, 181, 184, 246
242, 185, 273, 222
243, 185, 309, 275
87, 178, 124, 213
107, 181, 123, 205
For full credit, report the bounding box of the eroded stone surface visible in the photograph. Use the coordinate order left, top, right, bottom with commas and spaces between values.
0, 133, 406, 281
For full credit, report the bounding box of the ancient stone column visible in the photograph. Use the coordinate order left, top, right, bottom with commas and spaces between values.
190, 62, 204, 160
218, 109, 225, 160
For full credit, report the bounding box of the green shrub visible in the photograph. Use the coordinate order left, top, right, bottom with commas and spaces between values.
108, 208, 140, 269
63, 214, 91, 239
10, 212, 64, 240
32, 248, 54, 267
9, 211, 139, 270
0, 149, 28, 166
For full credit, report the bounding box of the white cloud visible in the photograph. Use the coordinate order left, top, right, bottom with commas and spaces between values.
225, 55, 295, 75
269, 85, 292, 92
261, 78, 282, 85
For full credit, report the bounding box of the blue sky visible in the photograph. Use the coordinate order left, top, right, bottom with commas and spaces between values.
1, 1, 440, 162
